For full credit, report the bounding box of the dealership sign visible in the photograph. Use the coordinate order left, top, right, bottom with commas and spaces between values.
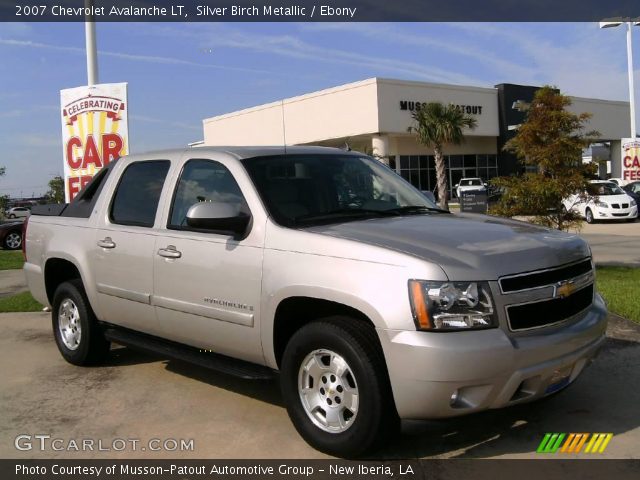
60, 83, 129, 201
400, 100, 484, 115
621, 138, 640, 182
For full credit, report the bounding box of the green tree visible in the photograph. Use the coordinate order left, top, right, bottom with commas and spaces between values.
408, 102, 478, 210
491, 86, 598, 231
46, 175, 65, 203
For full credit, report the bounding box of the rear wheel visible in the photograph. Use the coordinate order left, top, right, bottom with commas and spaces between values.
3, 231, 22, 250
585, 208, 594, 224
52, 279, 110, 365
280, 317, 398, 457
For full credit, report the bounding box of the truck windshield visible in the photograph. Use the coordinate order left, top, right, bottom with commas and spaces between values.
242, 154, 445, 227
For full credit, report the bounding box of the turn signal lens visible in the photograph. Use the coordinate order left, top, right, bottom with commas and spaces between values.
409, 280, 432, 329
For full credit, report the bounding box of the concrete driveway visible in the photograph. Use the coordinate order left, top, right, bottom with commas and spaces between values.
0, 269, 28, 298
578, 221, 640, 266
0, 312, 638, 459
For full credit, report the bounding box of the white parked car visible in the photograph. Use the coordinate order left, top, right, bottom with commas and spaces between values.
454, 178, 486, 199
607, 177, 630, 188
5, 207, 30, 219
563, 181, 638, 223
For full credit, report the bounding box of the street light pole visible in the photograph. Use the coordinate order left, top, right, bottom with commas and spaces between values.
85, 0, 99, 86
626, 22, 637, 139
600, 19, 639, 139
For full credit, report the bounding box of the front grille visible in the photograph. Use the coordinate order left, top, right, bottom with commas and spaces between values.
499, 259, 592, 293
507, 285, 594, 331
612, 203, 620, 209
612, 213, 628, 217
622, 203, 629, 208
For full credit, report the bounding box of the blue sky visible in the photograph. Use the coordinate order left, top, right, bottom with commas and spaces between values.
1, 22, 639, 196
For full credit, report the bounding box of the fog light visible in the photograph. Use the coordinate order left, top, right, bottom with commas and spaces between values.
450, 390, 459, 406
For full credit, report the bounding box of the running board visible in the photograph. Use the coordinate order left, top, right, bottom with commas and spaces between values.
103, 327, 276, 380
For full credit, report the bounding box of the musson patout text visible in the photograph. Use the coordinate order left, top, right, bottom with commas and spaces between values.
16, 463, 410, 476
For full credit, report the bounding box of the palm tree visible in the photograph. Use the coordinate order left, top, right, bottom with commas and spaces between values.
408, 103, 478, 210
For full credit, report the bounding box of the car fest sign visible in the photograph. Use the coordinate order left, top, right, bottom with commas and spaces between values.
621, 138, 640, 183
60, 83, 129, 201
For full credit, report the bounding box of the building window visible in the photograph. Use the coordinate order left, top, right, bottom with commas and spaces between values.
398, 154, 498, 195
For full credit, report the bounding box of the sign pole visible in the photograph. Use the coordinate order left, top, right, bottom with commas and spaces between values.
85, 0, 99, 86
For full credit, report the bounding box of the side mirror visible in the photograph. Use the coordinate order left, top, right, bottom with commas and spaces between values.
186, 202, 250, 235
454, 184, 459, 188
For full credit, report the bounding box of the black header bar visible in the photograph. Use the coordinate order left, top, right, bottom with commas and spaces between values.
1, 0, 639, 22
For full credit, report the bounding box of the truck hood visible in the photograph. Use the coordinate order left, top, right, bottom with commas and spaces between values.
306, 213, 590, 280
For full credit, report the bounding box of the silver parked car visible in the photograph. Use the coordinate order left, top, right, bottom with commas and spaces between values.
24, 147, 607, 457
5, 206, 30, 219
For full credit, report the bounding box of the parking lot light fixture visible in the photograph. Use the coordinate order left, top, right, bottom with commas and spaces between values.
599, 18, 640, 139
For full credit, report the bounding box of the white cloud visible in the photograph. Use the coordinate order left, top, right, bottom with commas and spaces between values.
0, 37, 278, 75
147, 23, 486, 85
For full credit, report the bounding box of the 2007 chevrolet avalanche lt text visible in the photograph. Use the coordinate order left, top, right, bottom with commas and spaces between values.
24, 146, 607, 457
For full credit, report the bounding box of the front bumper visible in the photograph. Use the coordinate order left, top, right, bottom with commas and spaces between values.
594, 205, 637, 220
378, 294, 607, 419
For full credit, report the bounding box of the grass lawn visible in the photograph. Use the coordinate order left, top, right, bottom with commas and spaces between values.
0, 250, 24, 270
0, 291, 43, 313
596, 266, 640, 324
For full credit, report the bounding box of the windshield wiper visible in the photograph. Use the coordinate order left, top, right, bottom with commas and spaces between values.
384, 205, 449, 215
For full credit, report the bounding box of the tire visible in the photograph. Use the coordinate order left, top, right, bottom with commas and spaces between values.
3, 231, 22, 250
280, 317, 398, 458
8, 214, 15, 219
585, 208, 594, 224
52, 279, 110, 366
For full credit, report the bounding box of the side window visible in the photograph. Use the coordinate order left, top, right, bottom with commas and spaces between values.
110, 160, 170, 227
169, 159, 246, 229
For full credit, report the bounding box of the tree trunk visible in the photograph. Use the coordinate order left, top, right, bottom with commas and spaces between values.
434, 146, 448, 210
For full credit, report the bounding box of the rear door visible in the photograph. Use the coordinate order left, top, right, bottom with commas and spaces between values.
152, 157, 265, 364
93, 159, 171, 336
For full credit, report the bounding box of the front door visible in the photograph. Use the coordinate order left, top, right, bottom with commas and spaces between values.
152, 158, 264, 364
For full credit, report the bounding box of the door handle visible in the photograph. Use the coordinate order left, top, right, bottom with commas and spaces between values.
97, 237, 116, 249
158, 245, 182, 259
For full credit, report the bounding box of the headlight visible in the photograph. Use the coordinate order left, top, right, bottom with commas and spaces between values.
631, 199, 637, 207
596, 201, 608, 208
408, 280, 497, 331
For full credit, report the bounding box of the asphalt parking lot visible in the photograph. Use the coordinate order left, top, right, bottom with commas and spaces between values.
0, 311, 638, 459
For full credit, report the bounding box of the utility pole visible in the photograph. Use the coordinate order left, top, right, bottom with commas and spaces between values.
85, 0, 99, 86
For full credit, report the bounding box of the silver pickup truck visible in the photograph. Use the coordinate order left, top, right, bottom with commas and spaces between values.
24, 146, 607, 457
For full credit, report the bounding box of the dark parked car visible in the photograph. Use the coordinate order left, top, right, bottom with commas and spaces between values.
0, 221, 24, 250
623, 181, 640, 204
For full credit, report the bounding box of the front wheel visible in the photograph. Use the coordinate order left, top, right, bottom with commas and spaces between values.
280, 317, 398, 457
585, 208, 594, 224
8, 214, 15, 219
52, 279, 110, 366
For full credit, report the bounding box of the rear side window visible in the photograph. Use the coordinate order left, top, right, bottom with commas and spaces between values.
110, 160, 170, 227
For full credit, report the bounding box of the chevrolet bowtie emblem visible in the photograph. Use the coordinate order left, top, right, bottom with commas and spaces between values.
555, 281, 577, 299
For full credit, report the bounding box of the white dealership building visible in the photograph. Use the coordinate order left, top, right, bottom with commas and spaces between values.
202, 78, 630, 195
